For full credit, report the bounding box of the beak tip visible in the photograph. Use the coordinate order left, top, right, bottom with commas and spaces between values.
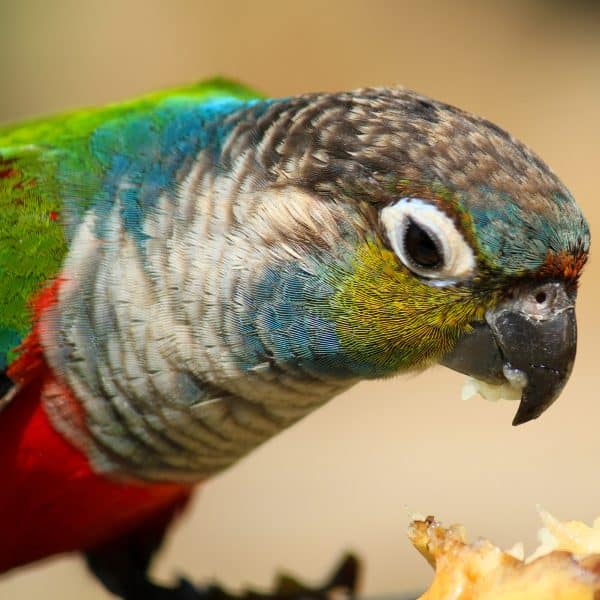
512, 411, 536, 426
512, 391, 557, 426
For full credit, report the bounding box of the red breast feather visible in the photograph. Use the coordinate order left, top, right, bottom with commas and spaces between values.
0, 280, 193, 572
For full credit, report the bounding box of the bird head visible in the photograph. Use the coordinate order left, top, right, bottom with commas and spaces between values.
246, 87, 589, 425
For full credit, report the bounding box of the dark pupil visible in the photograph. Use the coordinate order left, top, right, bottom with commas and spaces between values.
404, 220, 442, 269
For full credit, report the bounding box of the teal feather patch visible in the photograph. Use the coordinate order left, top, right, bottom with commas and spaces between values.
466, 187, 589, 274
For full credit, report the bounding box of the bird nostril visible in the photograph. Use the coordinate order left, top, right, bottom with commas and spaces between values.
535, 291, 547, 304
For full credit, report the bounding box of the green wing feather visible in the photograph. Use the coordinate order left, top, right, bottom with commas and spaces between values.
0, 77, 262, 369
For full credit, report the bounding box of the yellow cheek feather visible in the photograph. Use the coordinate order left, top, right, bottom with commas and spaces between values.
328, 240, 496, 375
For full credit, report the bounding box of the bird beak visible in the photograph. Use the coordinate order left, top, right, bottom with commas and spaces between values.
440, 282, 577, 426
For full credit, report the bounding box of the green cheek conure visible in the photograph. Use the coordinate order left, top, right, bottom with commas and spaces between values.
0, 78, 589, 599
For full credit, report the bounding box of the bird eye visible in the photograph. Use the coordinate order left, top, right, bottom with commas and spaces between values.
381, 198, 476, 281
404, 219, 443, 269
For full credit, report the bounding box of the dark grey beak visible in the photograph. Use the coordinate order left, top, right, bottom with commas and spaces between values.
440, 282, 577, 426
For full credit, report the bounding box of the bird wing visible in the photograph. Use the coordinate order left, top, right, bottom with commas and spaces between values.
0, 77, 262, 378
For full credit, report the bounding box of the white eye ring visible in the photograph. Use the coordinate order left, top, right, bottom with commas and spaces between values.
381, 198, 476, 282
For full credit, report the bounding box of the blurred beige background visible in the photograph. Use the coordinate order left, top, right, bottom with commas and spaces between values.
1, 1, 599, 598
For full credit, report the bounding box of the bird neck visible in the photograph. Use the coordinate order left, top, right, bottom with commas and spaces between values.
37, 162, 358, 482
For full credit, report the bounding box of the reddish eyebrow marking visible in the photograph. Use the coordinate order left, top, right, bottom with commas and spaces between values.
538, 249, 588, 283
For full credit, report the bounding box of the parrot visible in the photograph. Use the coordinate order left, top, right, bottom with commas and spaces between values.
0, 77, 589, 599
